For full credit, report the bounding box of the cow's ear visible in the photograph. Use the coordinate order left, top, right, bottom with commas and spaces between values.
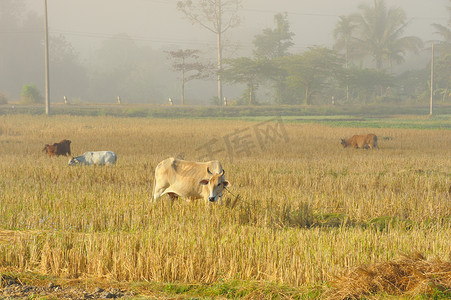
199, 179, 209, 185
223, 180, 231, 187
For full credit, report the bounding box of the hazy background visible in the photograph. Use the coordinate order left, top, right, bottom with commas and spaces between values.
1, 0, 449, 104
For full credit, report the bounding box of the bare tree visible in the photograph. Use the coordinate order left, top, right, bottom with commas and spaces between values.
166, 49, 211, 105
177, 0, 241, 104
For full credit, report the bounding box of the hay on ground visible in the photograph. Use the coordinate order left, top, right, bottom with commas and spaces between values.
326, 253, 451, 299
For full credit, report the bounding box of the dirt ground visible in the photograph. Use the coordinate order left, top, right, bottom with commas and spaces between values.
0, 231, 133, 299
0, 276, 134, 299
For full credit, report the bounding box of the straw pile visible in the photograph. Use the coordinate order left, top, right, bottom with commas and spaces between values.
326, 253, 451, 299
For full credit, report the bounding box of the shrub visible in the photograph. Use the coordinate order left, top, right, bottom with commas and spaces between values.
20, 83, 43, 104
0, 91, 8, 104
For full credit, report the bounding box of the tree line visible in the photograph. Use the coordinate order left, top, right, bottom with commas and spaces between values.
0, 0, 450, 106
216, 0, 451, 105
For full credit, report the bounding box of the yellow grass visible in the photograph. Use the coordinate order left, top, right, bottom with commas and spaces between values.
0, 115, 450, 295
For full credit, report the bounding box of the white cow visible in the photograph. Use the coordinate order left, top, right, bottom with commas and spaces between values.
68, 151, 117, 166
153, 157, 230, 203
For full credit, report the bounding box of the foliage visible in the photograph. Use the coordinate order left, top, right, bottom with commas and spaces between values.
337, 67, 396, 103
20, 83, 43, 104
396, 69, 430, 102
176, 0, 242, 103
89, 33, 170, 103
0, 1, 88, 101
253, 13, 294, 104
0, 91, 8, 104
281, 47, 343, 105
49, 35, 89, 101
222, 57, 279, 105
0, 1, 44, 100
253, 13, 294, 59
348, 0, 423, 71
166, 49, 212, 105
434, 53, 451, 102
432, 1, 451, 52
333, 15, 358, 68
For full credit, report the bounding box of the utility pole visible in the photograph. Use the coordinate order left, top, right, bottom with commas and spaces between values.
44, 0, 50, 115
430, 43, 434, 116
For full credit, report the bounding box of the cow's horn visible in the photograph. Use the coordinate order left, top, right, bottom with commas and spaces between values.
207, 167, 213, 175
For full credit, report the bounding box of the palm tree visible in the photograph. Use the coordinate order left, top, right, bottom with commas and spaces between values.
432, 1, 451, 52
351, 0, 423, 72
333, 15, 358, 69
333, 15, 358, 102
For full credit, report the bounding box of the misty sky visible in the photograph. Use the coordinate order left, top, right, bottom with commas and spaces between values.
26, 0, 449, 57
3, 0, 448, 103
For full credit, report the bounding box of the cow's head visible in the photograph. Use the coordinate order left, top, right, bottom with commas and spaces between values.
68, 157, 79, 166
199, 168, 231, 202
340, 138, 347, 147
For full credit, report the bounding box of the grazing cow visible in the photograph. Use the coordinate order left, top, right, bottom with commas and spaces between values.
42, 139, 71, 156
341, 134, 378, 149
365, 134, 378, 149
68, 151, 117, 166
42, 144, 58, 156
153, 157, 231, 204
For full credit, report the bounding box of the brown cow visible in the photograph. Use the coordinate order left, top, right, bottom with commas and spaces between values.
42, 144, 58, 156
42, 139, 71, 156
341, 134, 377, 149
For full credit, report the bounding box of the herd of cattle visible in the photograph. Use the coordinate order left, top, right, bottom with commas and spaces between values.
42, 140, 117, 166
42, 133, 377, 203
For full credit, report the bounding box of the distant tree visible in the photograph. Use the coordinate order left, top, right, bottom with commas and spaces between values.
282, 47, 343, 105
253, 13, 294, 59
253, 13, 294, 103
338, 67, 395, 103
222, 57, 279, 105
433, 53, 451, 102
432, 1, 451, 53
351, 0, 423, 72
333, 15, 359, 102
166, 49, 212, 105
49, 35, 89, 101
89, 33, 168, 103
177, 0, 242, 104
0, 0, 25, 19
396, 69, 429, 102
21, 83, 43, 104
0, 91, 8, 104
0, 1, 44, 99
333, 15, 358, 69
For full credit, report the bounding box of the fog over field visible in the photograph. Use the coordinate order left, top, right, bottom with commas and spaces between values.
1, 0, 450, 103
25, 0, 448, 53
